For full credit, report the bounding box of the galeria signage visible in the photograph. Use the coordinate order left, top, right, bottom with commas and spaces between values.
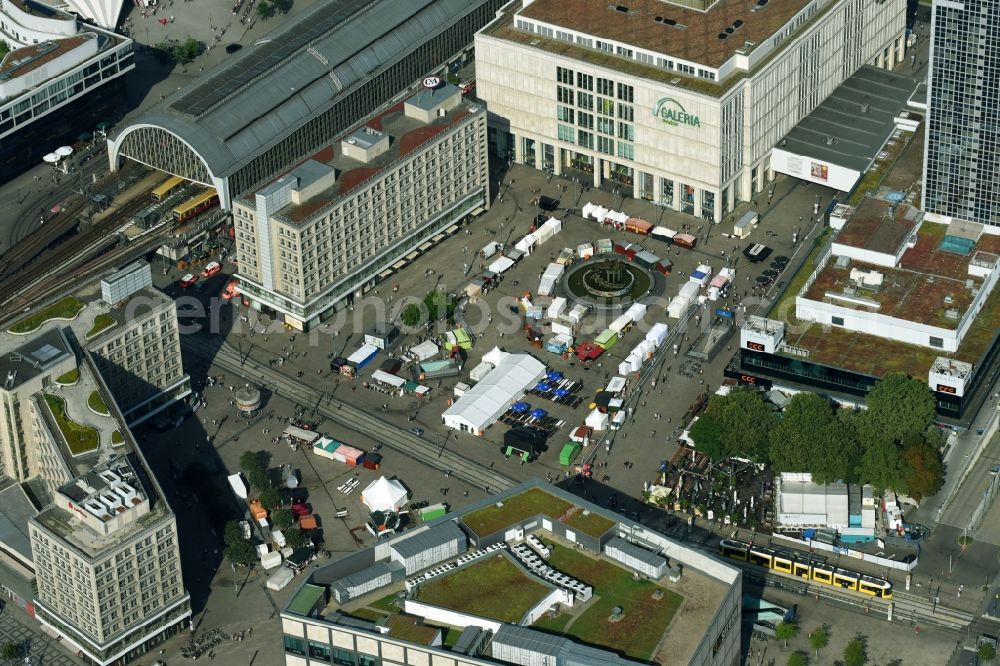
652, 97, 700, 128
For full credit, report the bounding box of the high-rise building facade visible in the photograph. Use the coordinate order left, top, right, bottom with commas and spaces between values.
0, 266, 191, 664
232, 84, 489, 330
29, 453, 189, 665
923, 0, 1000, 227
475, 0, 906, 222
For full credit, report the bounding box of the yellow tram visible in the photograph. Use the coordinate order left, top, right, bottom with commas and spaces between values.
719, 539, 892, 599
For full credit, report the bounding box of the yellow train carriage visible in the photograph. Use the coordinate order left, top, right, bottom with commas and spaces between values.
718, 539, 892, 600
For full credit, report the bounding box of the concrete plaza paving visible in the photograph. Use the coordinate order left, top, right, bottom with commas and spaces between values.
131, 161, 838, 663
0, 606, 83, 666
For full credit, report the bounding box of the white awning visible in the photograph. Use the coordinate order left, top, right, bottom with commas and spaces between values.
409, 340, 439, 361
284, 425, 318, 443
488, 256, 515, 274
371, 370, 405, 388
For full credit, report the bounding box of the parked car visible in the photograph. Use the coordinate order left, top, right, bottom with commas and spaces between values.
179, 274, 199, 288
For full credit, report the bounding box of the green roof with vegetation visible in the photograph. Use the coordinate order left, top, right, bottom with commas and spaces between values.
287, 584, 327, 616
8, 297, 84, 334
55, 368, 79, 385
111, 430, 124, 445
43, 394, 98, 455
533, 546, 683, 661
386, 615, 441, 645
88, 391, 109, 415
462, 487, 615, 539
86, 314, 117, 339
416, 554, 550, 624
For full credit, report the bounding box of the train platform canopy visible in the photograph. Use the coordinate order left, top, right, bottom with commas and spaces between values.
770, 66, 918, 192
110, 0, 493, 194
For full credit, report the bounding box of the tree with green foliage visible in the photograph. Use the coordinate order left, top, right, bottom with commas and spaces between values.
271, 0, 292, 12
257, 1, 275, 18
980, 643, 997, 662
787, 652, 808, 666
688, 412, 728, 460
809, 417, 861, 484
223, 521, 255, 566
775, 620, 799, 649
842, 636, 867, 666
174, 38, 204, 64
240, 450, 271, 491
400, 303, 424, 327
0, 641, 19, 665
284, 528, 309, 549
259, 486, 282, 511
857, 373, 935, 447
857, 435, 907, 491
769, 393, 835, 473
423, 290, 455, 322
901, 433, 945, 501
271, 507, 293, 530
699, 387, 777, 462
0, 41, 10, 59
808, 625, 829, 659
239, 450, 267, 475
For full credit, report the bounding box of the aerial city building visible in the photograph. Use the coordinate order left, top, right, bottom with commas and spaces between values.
475, 0, 906, 222
281, 481, 742, 666
109, 0, 507, 211
0, 264, 190, 665
922, 0, 1000, 227
0, 0, 134, 181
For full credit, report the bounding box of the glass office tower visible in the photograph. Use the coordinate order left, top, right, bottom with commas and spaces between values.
923, 0, 1000, 227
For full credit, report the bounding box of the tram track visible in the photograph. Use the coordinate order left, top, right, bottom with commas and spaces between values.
182, 338, 519, 495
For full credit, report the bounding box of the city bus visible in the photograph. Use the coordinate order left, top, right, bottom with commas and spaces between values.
151, 175, 185, 201
172, 189, 219, 223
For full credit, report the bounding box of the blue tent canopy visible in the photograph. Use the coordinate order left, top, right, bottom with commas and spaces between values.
530, 408, 547, 419
535, 381, 552, 392
546, 371, 563, 381
553, 388, 570, 398
511, 402, 530, 413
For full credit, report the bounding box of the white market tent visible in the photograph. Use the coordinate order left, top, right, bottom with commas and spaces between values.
606, 376, 627, 394
442, 348, 546, 436
585, 409, 609, 431
408, 340, 439, 361
488, 256, 516, 274
586, 205, 608, 222
609, 211, 629, 225
362, 477, 409, 512
371, 370, 405, 388
646, 322, 669, 346
515, 234, 538, 254
347, 343, 379, 365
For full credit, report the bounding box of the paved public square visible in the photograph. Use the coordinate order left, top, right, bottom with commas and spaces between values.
127, 158, 839, 663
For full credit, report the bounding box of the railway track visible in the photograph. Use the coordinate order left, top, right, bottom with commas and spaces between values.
0, 162, 141, 278
181, 338, 519, 494
0, 168, 165, 319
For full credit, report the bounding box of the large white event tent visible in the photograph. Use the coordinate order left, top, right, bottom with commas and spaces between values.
442, 347, 546, 436
361, 477, 409, 513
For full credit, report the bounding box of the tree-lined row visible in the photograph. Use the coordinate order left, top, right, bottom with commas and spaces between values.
688, 374, 944, 499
